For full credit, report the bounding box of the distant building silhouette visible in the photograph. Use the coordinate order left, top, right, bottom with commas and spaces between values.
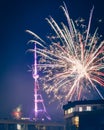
63, 100, 104, 130
0, 118, 65, 130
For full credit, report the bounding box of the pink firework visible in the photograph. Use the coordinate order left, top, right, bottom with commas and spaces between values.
26, 3, 104, 104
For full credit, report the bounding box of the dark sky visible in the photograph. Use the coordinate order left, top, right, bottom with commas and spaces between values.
0, 0, 104, 120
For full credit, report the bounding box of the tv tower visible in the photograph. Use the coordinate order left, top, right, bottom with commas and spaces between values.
32, 43, 51, 121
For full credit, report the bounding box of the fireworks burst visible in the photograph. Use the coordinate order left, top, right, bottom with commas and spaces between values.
12, 105, 22, 119
26, 3, 104, 104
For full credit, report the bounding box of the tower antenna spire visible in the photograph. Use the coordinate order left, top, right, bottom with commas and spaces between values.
32, 43, 51, 121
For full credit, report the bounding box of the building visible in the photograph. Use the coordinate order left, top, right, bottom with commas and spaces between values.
63, 100, 104, 130
0, 119, 65, 130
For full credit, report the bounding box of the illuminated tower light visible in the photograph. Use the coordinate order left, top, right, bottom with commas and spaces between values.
32, 43, 51, 121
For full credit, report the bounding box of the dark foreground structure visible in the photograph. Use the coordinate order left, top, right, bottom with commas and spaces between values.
63, 100, 104, 130
0, 119, 65, 130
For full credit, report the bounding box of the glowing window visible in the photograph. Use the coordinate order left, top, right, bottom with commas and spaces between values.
17, 124, 21, 130
68, 108, 73, 114
70, 108, 73, 113
65, 110, 67, 115
68, 108, 71, 114
86, 106, 91, 111
79, 107, 83, 112
73, 116, 79, 127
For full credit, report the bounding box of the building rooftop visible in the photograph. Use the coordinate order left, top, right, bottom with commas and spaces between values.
63, 99, 104, 110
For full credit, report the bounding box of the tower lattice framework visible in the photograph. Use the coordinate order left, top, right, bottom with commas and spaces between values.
32, 43, 51, 121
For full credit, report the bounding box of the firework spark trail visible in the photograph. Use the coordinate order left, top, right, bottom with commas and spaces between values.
85, 6, 94, 44
27, 3, 104, 104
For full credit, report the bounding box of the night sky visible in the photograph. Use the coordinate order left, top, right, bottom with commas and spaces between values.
0, 0, 104, 121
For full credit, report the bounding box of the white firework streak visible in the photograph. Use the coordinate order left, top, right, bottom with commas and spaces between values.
26, 3, 104, 104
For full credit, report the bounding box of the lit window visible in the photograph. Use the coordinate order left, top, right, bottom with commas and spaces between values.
86, 106, 91, 111
79, 107, 83, 112
68, 108, 71, 114
70, 108, 73, 113
65, 110, 67, 115
68, 108, 73, 114
73, 116, 79, 127
17, 124, 21, 130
